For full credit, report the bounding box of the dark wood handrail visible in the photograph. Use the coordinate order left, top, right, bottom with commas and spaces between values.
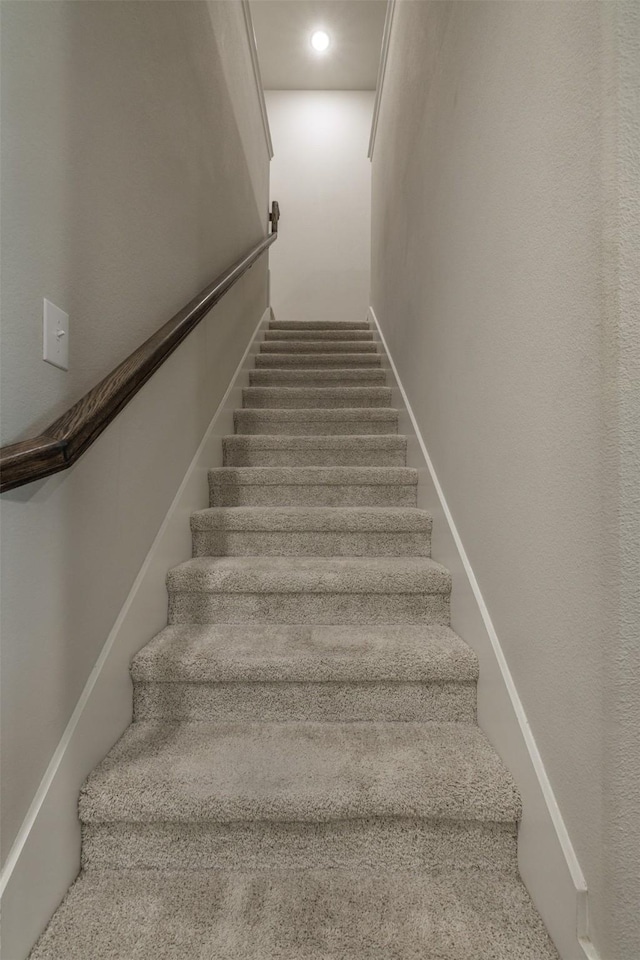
0, 204, 279, 493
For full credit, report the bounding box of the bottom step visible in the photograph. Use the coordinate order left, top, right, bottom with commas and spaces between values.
30, 868, 559, 960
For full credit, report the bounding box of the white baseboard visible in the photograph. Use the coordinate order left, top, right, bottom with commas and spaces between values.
367, 305, 599, 960
0, 306, 271, 960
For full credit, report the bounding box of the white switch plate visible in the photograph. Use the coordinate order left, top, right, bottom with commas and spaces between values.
43, 299, 69, 370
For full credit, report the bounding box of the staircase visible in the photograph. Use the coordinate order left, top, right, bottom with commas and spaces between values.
31, 319, 558, 959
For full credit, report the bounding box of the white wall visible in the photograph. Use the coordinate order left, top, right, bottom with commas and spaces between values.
371, 2, 639, 959
0, 1, 271, 954
266, 91, 373, 323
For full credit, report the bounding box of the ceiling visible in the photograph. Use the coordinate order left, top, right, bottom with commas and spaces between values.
250, 1, 387, 90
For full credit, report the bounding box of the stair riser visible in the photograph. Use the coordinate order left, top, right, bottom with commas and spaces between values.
222, 446, 406, 467
167, 592, 450, 626
263, 331, 374, 341
249, 371, 387, 387
234, 417, 398, 436
260, 342, 379, 353
269, 321, 371, 330
133, 680, 476, 723
208, 485, 417, 507
242, 389, 392, 408
82, 820, 517, 873
192, 530, 429, 557
255, 354, 382, 367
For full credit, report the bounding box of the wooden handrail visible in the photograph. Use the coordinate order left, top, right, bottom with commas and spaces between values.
0, 205, 279, 493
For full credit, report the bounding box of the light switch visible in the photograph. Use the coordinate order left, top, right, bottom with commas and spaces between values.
43, 299, 69, 370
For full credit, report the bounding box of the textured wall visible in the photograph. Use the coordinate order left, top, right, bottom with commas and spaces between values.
601, 5, 640, 958
0, 0, 270, 863
266, 91, 373, 324
371, 2, 639, 957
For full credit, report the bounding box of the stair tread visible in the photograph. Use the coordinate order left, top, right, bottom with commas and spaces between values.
79, 720, 520, 824
224, 435, 405, 449
249, 368, 387, 383
255, 353, 382, 366
191, 506, 431, 531
167, 556, 450, 594
234, 409, 399, 437
243, 386, 391, 400
222, 435, 407, 467
234, 407, 398, 420
270, 319, 371, 328
29, 868, 558, 960
260, 341, 379, 352
264, 330, 374, 340
244, 386, 389, 392
209, 466, 416, 484
132, 624, 477, 683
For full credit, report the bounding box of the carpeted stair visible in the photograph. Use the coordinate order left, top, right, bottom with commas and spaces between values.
30, 319, 558, 959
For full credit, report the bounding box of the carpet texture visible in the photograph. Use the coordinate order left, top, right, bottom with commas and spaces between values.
29, 869, 559, 960
131, 624, 477, 683
79, 720, 521, 824
233, 407, 399, 435
242, 386, 393, 407
222, 434, 407, 466
263, 329, 375, 340
260, 340, 380, 352
29, 319, 559, 958
255, 351, 383, 366
249, 368, 388, 385
81, 819, 518, 873
190, 506, 432, 557
208, 465, 417, 506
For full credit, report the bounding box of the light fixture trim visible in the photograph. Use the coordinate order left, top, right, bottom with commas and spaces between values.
310, 29, 331, 53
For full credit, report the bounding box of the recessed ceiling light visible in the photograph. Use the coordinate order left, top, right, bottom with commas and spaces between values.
310, 30, 330, 53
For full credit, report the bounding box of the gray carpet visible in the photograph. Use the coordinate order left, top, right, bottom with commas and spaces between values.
30, 869, 559, 960
29, 320, 559, 958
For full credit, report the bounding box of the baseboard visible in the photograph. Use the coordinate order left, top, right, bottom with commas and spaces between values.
368, 305, 599, 960
0, 306, 271, 960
